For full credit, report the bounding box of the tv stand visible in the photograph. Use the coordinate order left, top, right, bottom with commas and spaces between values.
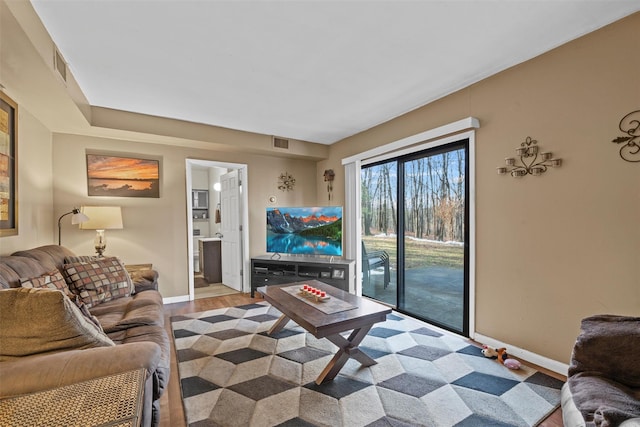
250, 255, 355, 297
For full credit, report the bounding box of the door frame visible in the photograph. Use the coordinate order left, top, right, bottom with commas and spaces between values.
341, 117, 479, 337
185, 159, 250, 300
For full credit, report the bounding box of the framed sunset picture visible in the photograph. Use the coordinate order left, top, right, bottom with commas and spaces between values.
86, 153, 160, 198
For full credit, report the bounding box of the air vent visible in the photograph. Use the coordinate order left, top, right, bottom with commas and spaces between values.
272, 137, 289, 150
54, 48, 67, 82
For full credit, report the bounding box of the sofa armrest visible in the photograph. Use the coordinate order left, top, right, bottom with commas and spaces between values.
0, 342, 161, 398
561, 382, 586, 427
131, 269, 159, 293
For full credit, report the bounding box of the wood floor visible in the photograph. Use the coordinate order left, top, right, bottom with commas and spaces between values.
160, 293, 565, 427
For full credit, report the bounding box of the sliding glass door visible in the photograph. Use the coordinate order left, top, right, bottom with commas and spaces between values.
362, 139, 469, 335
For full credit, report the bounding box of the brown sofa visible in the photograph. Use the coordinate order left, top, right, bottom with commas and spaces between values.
561, 315, 640, 427
0, 245, 170, 427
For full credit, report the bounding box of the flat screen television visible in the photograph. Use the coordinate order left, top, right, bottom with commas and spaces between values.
266, 206, 342, 256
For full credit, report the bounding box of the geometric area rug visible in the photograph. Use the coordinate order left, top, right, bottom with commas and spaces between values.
171, 302, 564, 427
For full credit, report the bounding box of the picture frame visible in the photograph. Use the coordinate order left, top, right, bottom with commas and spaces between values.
86, 153, 160, 198
0, 92, 18, 237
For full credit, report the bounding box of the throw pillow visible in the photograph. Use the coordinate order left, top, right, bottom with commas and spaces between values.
70, 294, 104, 331
64, 255, 99, 263
65, 255, 136, 295
0, 288, 115, 361
20, 270, 73, 298
62, 257, 133, 308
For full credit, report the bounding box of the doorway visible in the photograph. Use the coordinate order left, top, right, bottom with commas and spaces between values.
361, 139, 469, 336
186, 159, 250, 300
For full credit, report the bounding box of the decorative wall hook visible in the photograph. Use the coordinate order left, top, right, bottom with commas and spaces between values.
277, 172, 295, 191
323, 169, 335, 201
496, 136, 562, 177
611, 110, 640, 163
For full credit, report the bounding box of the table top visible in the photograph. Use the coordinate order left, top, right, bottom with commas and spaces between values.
257, 280, 391, 338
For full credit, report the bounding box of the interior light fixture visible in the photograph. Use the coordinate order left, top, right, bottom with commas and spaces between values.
79, 206, 124, 257
57, 208, 90, 245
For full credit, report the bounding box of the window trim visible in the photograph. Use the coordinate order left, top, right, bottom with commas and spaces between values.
342, 117, 479, 336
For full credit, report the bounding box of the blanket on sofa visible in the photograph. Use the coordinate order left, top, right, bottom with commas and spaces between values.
567, 315, 640, 427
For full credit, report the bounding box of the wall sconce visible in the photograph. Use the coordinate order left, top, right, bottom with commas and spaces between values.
496, 136, 562, 177
57, 207, 90, 245
323, 169, 335, 201
79, 206, 124, 257
277, 172, 295, 191
611, 110, 640, 163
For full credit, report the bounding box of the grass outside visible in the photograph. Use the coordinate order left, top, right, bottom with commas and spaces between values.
362, 235, 463, 269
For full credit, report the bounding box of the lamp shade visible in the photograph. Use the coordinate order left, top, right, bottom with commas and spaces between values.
79, 206, 123, 230
71, 211, 90, 224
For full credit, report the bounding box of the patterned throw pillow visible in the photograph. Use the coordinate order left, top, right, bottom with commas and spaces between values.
62, 257, 133, 308
65, 255, 135, 295
20, 270, 73, 298
64, 255, 99, 264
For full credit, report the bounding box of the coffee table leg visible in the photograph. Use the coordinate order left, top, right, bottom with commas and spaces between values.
268, 314, 291, 335
315, 324, 375, 384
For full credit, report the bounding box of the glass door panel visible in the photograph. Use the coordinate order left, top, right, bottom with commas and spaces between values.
400, 145, 467, 333
361, 161, 397, 307
361, 139, 469, 336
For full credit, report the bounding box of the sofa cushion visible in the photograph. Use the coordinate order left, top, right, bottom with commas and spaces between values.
89, 291, 165, 333
0, 288, 115, 361
62, 257, 133, 308
65, 255, 100, 263
19, 270, 73, 297
12, 245, 77, 273
0, 256, 52, 289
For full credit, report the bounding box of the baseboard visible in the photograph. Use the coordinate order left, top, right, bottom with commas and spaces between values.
473, 332, 569, 376
163, 295, 190, 304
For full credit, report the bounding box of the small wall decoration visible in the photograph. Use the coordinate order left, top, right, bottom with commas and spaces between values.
87, 153, 160, 197
0, 91, 17, 236
496, 136, 562, 177
611, 110, 640, 163
277, 172, 295, 191
324, 169, 335, 201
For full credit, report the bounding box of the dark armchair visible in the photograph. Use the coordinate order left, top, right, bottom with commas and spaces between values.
361, 241, 390, 289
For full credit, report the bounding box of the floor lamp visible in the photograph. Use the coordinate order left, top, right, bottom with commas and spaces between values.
58, 208, 90, 245
79, 206, 124, 257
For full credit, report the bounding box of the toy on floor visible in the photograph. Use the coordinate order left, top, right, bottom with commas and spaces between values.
481, 345, 499, 358
481, 345, 521, 370
497, 348, 522, 370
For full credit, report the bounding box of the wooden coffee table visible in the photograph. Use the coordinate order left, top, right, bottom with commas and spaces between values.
257, 280, 392, 385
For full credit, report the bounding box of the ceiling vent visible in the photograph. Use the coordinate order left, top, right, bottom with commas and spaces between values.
272, 137, 289, 150
53, 47, 67, 82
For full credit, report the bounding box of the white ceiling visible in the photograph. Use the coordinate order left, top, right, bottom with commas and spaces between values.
30, 1, 640, 145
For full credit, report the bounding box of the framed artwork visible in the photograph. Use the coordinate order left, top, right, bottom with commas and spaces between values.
0, 92, 17, 237
86, 153, 160, 198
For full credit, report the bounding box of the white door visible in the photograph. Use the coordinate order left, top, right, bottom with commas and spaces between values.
220, 170, 242, 291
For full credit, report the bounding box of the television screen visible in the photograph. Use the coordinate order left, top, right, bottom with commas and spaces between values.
266, 206, 342, 256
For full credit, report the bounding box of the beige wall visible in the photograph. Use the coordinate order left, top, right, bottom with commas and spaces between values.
324, 13, 640, 364
0, 105, 54, 254
3, 0, 637, 367
52, 133, 317, 298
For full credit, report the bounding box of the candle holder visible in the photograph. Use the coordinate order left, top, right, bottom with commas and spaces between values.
611, 110, 640, 163
496, 136, 562, 178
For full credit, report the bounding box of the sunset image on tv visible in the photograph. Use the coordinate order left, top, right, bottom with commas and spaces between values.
87, 154, 160, 198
